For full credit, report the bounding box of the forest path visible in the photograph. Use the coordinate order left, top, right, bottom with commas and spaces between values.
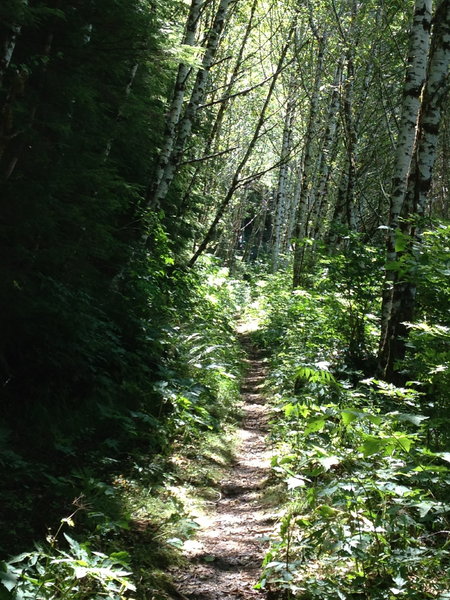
172, 331, 273, 600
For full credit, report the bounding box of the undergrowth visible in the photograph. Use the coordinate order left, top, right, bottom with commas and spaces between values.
245, 246, 450, 600
0, 257, 245, 600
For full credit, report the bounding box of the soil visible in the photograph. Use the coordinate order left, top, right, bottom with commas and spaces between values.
171, 334, 274, 600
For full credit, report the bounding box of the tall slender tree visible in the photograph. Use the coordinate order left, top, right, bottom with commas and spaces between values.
378, 0, 450, 379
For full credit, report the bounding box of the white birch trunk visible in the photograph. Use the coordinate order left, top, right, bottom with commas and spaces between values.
0, 0, 28, 87
149, 0, 231, 210
146, 0, 204, 208
378, 0, 433, 376
0, 24, 21, 87
386, 0, 432, 255
412, 0, 450, 218
178, 0, 259, 215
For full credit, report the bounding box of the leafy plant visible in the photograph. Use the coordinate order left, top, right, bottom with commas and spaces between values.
0, 507, 136, 600
250, 269, 450, 599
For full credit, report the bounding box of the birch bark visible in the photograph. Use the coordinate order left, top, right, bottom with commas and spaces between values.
411, 0, 450, 219
378, 0, 449, 380
0, 25, 21, 88
147, 0, 232, 210
178, 0, 259, 216
378, 0, 432, 355
146, 0, 204, 207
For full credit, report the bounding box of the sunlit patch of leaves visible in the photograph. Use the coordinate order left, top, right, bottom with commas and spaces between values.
249, 262, 450, 599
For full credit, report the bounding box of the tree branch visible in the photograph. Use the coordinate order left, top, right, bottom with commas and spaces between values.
178, 145, 238, 165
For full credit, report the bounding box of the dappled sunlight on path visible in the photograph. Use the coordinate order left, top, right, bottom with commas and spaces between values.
171, 336, 274, 600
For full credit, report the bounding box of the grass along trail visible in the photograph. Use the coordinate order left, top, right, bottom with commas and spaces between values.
171, 333, 274, 600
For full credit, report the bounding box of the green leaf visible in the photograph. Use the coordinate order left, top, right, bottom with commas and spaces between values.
203, 555, 216, 563
392, 432, 413, 452
341, 408, 381, 426
316, 505, 339, 518
359, 436, 386, 456
166, 538, 184, 549
340, 409, 358, 425
284, 403, 297, 418
416, 501, 435, 518
304, 417, 326, 435
74, 566, 88, 579
437, 452, 450, 464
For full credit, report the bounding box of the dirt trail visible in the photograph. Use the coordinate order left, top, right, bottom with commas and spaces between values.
173, 335, 273, 600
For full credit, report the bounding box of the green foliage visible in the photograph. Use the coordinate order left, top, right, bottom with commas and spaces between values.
0, 0, 195, 558
396, 222, 450, 448
249, 265, 450, 599
0, 522, 136, 600
155, 258, 243, 441
0, 256, 243, 597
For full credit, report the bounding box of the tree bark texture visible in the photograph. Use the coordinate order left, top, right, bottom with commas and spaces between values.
147, 0, 232, 210
378, 0, 449, 380
146, 0, 204, 209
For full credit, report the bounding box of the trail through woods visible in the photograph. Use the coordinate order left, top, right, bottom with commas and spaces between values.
171, 334, 273, 600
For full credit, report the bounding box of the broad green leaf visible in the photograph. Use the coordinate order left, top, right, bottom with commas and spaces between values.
74, 566, 88, 579
284, 403, 297, 418
166, 538, 184, 548
359, 437, 385, 456
304, 417, 326, 435
341, 408, 381, 426
415, 501, 435, 518
392, 432, 413, 452
437, 452, 450, 464
0, 570, 17, 592
340, 409, 358, 425
316, 505, 339, 518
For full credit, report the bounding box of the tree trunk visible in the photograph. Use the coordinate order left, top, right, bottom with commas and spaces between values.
292, 34, 326, 287
271, 76, 296, 272
177, 0, 259, 216
145, 0, 204, 207
378, 0, 448, 380
309, 58, 342, 243
147, 0, 232, 210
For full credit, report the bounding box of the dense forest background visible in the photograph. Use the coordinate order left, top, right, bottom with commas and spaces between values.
0, 0, 449, 598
